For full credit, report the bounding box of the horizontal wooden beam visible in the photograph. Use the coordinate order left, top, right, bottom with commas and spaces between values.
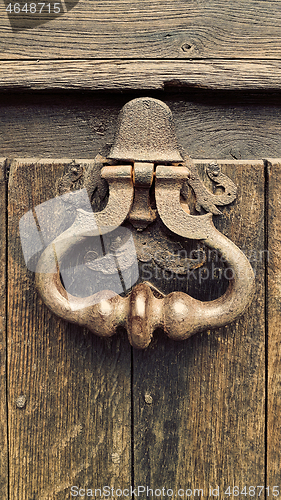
2, 59, 281, 91
2, 0, 281, 60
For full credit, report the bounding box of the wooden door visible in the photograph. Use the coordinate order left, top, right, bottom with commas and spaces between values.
1, 2, 281, 498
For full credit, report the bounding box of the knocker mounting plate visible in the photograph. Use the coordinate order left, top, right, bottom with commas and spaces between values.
19, 97, 255, 348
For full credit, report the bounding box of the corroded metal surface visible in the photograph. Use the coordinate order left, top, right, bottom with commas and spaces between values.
127, 162, 156, 230
108, 97, 183, 162
155, 164, 255, 337
187, 158, 237, 215
34, 97, 255, 349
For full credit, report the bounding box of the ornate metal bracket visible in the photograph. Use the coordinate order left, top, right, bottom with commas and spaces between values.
34, 97, 255, 348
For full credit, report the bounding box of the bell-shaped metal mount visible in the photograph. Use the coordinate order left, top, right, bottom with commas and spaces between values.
108, 97, 183, 163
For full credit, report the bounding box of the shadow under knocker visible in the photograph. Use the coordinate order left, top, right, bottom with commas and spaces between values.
35, 97, 255, 349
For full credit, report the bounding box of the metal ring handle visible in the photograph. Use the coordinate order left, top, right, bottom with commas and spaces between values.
34, 96, 255, 349
35, 164, 254, 349
35, 165, 134, 338
154, 165, 255, 338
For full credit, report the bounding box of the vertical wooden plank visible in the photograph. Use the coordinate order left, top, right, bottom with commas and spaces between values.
0, 159, 8, 497
267, 159, 281, 489
7, 160, 131, 499
133, 161, 265, 495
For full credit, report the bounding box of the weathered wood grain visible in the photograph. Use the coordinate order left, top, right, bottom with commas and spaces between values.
3, 94, 276, 496
133, 162, 265, 493
7, 159, 131, 499
3, 60, 281, 91
2, 93, 281, 161
0, 159, 8, 497
267, 159, 281, 488
2, 0, 281, 59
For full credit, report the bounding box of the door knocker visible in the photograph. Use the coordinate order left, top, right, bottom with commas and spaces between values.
30, 97, 254, 348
